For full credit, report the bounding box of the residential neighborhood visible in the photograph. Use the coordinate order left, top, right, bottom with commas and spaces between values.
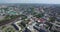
0, 4, 60, 32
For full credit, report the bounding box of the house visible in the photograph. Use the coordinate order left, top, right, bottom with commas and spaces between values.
0, 9, 6, 16
12, 20, 22, 30
37, 18, 45, 23
33, 25, 47, 32
7, 10, 19, 15
23, 28, 31, 32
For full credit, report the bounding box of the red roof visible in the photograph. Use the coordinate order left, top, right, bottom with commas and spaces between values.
38, 18, 45, 22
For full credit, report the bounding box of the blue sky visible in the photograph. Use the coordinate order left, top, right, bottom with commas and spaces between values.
0, 0, 60, 4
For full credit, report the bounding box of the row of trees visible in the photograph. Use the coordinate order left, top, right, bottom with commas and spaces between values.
3, 27, 15, 32
0, 15, 20, 23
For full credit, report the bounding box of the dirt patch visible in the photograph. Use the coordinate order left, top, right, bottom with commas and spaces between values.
0, 16, 5, 20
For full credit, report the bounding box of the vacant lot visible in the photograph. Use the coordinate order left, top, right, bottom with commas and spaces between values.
0, 16, 5, 20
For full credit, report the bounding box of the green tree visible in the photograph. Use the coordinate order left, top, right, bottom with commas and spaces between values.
49, 17, 56, 23
34, 13, 44, 18
20, 15, 27, 20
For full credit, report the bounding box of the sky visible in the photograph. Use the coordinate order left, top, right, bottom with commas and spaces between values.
0, 0, 60, 4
